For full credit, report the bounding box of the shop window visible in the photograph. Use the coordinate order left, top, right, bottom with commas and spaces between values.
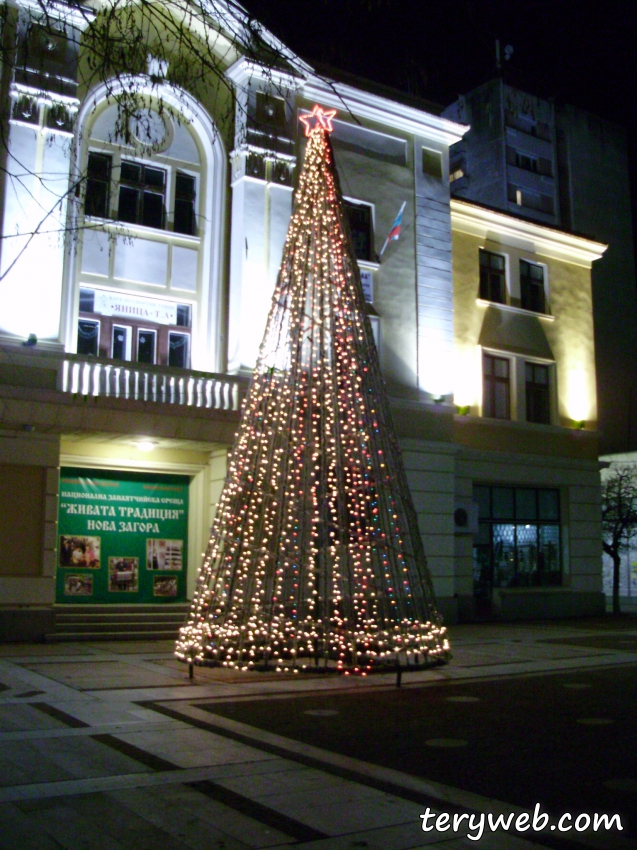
77, 288, 191, 368
479, 250, 506, 303
520, 260, 546, 313
526, 362, 550, 424
137, 329, 156, 364
118, 161, 165, 229
77, 320, 99, 356
473, 484, 561, 600
168, 332, 190, 368
112, 325, 131, 360
344, 200, 374, 262
483, 353, 510, 420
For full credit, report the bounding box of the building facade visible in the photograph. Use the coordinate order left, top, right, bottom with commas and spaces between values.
443, 78, 637, 456
0, 0, 607, 638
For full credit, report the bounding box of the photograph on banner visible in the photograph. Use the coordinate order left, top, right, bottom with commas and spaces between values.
153, 575, 178, 597
146, 538, 183, 571
108, 557, 139, 592
64, 574, 94, 596
59, 535, 101, 569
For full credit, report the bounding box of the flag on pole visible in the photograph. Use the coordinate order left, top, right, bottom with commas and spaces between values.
379, 201, 406, 258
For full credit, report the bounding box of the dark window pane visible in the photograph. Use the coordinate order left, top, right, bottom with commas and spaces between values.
168, 332, 189, 368
137, 330, 156, 364
118, 186, 139, 223
142, 191, 164, 228
479, 250, 506, 303
492, 487, 514, 519
176, 173, 195, 199
344, 201, 373, 262
474, 485, 491, 519
515, 489, 537, 520
88, 153, 111, 181
79, 288, 95, 313
145, 167, 165, 189
85, 153, 111, 218
77, 320, 99, 356
538, 489, 560, 521
176, 305, 191, 327
121, 162, 140, 183
174, 198, 195, 235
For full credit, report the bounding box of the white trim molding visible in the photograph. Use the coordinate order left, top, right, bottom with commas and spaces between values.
302, 75, 468, 147
451, 199, 608, 268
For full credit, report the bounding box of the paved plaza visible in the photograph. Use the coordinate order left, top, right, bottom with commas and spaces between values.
0, 617, 636, 850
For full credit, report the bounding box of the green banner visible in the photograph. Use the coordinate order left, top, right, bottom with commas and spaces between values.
56, 468, 189, 604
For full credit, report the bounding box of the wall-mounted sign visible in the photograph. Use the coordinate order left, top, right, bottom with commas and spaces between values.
56, 468, 189, 604
360, 269, 373, 303
93, 291, 178, 325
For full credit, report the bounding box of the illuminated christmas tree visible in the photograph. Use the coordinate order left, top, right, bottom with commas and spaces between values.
176, 106, 449, 673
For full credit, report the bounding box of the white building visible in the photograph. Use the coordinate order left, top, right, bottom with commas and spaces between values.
0, 0, 607, 639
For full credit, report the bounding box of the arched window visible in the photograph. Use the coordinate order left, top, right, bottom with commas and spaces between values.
65, 81, 226, 372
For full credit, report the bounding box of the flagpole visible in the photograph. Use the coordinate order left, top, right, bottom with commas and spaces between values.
379, 201, 406, 259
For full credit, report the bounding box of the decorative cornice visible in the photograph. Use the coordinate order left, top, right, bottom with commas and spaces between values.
15, 0, 95, 29
451, 199, 607, 267
225, 56, 307, 92
302, 75, 468, 147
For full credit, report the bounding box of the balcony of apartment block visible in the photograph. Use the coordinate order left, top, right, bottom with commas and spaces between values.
505, 124, 554, 159
0, 343, 247, 443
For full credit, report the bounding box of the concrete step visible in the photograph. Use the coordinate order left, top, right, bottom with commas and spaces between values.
45, 629, 180, 642
49, 603, 189, 642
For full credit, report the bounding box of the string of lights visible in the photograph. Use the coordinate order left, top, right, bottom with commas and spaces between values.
175, 107, 450, 674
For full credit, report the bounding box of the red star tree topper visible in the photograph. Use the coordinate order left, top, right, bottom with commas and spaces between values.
175, 107, 449, 674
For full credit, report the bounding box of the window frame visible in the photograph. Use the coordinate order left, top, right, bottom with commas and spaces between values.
525, 361, 551, 425
473, 484, 562, 596
343, 198, 375, 263
482, 352, 511, 420
479, 249, 507, 305
520, 259, 547, 314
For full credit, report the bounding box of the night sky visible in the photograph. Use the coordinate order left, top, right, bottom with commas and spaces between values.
242, 0, 637, 213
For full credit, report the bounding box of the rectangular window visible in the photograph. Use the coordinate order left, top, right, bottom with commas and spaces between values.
473, 484, 561, 598
85, 153, 112, 218
483, 354, 510, 420
344, 200, 373, 262
168, 332, 190, 368
118, 161, 165, 229
520, 259, 546, 313
137, 329, 156, 364
514, 151, 538, 172
79, 287, 95, 313
77, 320, 99, 356
112, 325, 131, 361
526, 362, 551, 424
479, 250, 506, 303
173, 173, 197, 235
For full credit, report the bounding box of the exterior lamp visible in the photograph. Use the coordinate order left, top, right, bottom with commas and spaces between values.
135, 439, 157, 452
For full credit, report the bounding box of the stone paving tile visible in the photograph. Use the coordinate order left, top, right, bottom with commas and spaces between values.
114, 725, 280, 769
15, 799, 130, 850
21, 661, 186, 691
216, 765, 349, 799
0, 703, 69, 733
108, 785, 259, 849
0, 802, 67, 850
275, 792, 424, 836
0, 735, 151, 787
46, 791, 199, 850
